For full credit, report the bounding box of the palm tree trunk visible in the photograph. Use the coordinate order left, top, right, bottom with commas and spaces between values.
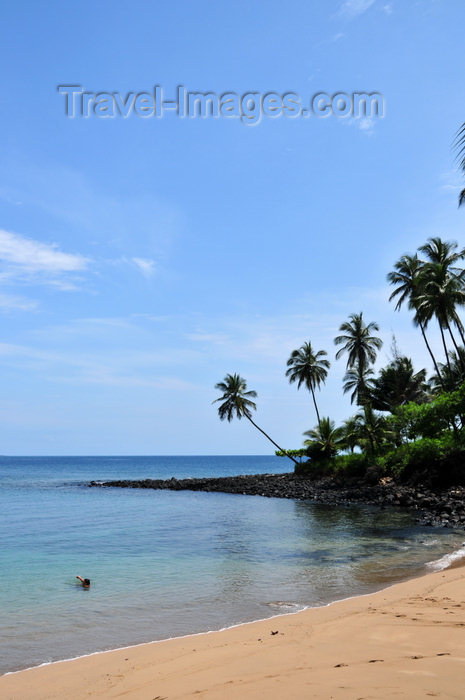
453, 314, 465, 347
246, 416, 299, 466
446, 320, 465, 372
310, 388, 321, 427
419, 321, 444, 387
439, 323, 452, 374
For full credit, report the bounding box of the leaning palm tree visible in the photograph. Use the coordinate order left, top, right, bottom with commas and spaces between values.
387, 253, 443, 381
286, 342, 330, 427
213, 373, 298, 466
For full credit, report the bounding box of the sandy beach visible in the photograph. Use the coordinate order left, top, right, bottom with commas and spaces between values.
2, 564, 465, 700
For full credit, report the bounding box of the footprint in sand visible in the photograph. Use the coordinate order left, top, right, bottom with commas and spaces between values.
368, 659, 384, 663
334, 663, 348, 667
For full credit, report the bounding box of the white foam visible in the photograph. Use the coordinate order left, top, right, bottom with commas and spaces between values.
426, 544, 465, 571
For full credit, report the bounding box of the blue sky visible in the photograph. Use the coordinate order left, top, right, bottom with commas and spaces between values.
0, 0, 464, 455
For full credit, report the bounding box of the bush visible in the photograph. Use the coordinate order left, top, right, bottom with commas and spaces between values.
333, 452, 371, 478
380, 433, 465, 485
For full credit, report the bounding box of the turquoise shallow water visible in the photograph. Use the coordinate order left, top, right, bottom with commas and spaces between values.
1, 455, 464, 674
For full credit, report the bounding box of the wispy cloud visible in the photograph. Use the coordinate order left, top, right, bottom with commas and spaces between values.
0, 229, 90, 289
0, 293, 38, 311
0, 229, 88, 272
338, 0, 376, 18
131, 257, 156, 277
0, 160, 184, 260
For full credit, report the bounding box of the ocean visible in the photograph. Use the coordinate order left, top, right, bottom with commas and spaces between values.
1, 455, 464, 674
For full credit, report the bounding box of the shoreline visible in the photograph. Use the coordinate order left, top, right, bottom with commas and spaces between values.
3, 546, 464, 679
3, 563, 465, 699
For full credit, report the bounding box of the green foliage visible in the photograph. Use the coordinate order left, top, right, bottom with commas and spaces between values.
333, 452, 371, 478
275, 449, 308, 459
393, 382, 465, 440
379, 433, 465, 485
371, 356, 429, 412
213, 373, 257, 421
303, 417, 344, 461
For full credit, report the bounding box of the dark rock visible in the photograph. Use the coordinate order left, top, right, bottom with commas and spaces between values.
87, 473, 465, 530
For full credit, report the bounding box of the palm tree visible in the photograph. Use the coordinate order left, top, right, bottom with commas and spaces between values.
286, 342, 330, 427
413, 238, 465, 375
417, 263, 465, 373
334, 312, 383, 371
429, 347, 465, 394
303, 417, 344, 461
354, 405, 388, 456
387, 253, 443, 381
342, 366, 375, 405
213, 373, 299, 466
418, 237, 465, 274
340, 416, 359, 453
334, 312, 382, 405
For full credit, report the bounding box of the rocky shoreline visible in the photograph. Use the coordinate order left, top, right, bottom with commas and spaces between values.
89, 473, 465, 529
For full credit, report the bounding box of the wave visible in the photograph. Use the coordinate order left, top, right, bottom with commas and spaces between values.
426, 543, 465, 571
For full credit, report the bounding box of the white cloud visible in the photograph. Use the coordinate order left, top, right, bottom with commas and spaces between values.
338, 0, 376, 17
0, 293, 38, 311
132, 257, 156, 277
0, 229, 88, 273
383, 3, 393, 14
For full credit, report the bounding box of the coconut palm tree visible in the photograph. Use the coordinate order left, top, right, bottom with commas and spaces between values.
334, 313, 382, 405
342, 366, 375, 406
334, 312, 383, 371
418, 237, 465, 348
341, 416, 359, 453
387, 253, 443, 381
354, 405, 388, 456
286, 342, 330, 427
429, 347, 465, 394
303, 417, 344, 461
418, 237, 465, 275
213, 373, 299, 466
418, 262, 465, 363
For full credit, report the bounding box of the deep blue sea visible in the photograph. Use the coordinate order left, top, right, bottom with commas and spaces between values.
1, 455, 464, 674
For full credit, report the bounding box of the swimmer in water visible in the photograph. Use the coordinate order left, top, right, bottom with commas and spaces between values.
76, 575, 90, 588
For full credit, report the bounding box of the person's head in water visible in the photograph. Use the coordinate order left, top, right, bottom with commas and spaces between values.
76, 575, 90, 588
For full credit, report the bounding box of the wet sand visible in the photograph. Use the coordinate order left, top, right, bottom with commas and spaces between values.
2, 564, 465, 699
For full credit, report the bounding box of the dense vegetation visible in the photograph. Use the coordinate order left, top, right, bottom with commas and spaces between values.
214, 235, 465, 488
213, 127, 465, 487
